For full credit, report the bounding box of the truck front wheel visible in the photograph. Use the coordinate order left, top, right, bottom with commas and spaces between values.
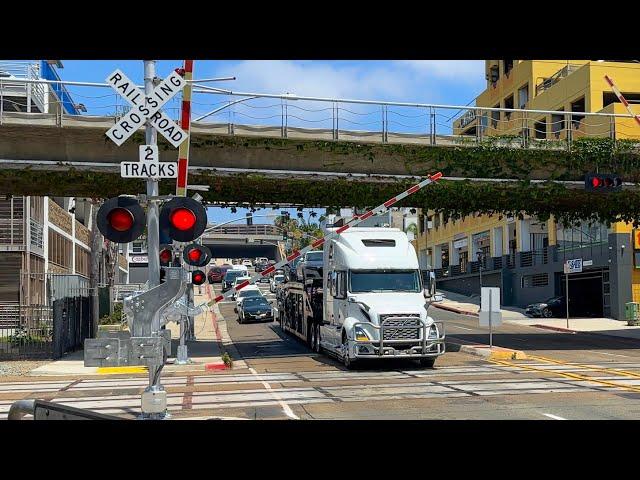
342, 333, 357, 370
419, 357, 436, 369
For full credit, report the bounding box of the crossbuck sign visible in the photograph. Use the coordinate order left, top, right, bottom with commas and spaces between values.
105, 69, 187, 148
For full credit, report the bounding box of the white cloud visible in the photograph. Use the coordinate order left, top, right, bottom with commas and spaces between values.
207, 60, 485, 106
397, 60, 485, 81
216, 60, 413, 100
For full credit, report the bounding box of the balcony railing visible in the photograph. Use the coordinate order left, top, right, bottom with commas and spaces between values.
535, 64, 581, 96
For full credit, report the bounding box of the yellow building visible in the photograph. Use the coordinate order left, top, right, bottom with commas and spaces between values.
418, 60, 640, 319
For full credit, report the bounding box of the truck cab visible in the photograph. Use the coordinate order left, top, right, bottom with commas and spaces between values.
319, 228, 445, 368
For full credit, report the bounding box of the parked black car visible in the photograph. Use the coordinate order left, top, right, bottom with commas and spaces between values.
525, 296, 566, 318
237, 296, 274, 323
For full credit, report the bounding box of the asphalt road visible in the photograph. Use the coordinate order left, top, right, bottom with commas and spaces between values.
3, 276, 640, 420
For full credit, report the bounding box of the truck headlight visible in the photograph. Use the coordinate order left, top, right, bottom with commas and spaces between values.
428, 325, 438, 339
354, 326, 370, 341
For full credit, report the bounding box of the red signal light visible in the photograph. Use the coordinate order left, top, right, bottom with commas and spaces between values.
159, 248, 173, 264
97, 197, 146, 244
182, 243, 211, 267
591, 177, 602, 188
170, 208, 197, 231
192, 270, 206, 285
108, 208, 134, 232
188, 248, 203, 263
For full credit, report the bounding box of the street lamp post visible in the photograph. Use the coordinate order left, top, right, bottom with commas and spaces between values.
477, 251, 484, 291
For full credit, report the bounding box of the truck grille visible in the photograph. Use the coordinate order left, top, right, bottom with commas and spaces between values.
381, 315, 421, 341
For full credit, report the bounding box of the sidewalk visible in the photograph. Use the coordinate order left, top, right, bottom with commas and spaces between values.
29, 286, 241, 376
434, 289, 640, 341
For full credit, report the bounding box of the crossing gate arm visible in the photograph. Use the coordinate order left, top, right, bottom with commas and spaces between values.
209, 171, 443, 305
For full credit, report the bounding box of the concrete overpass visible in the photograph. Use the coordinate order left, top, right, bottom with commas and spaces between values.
201, 224, 284, 261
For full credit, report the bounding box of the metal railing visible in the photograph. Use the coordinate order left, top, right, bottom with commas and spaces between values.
0, 61, 46, 113
2, 75, 640, 150
0, 304, 53, 359
29, 219, 43, 249
535, 64, 581, 96
203, 224, 283, 236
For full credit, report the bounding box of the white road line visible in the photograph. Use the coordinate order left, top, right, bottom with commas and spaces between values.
248, 367, 300, 420
447, 325, 475, 331
543, 413, 567, 420
589, 351, 630, 358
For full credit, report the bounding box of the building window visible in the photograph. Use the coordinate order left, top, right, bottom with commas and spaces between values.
570, 97, 585, 129
488, 64, 499, 84
518, 84, 529, 109
48, 230, 72, 269
551, 110, 565, 138
503, 60, 514, 77
521, 273, 549, 288
534, 117, 547, 139
491, 103, 500, 129
504, 95, 514, 120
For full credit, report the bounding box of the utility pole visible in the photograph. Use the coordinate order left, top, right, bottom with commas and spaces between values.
89, 199, 102, 337
145, 60, 160, 289
143, 60, 164, 416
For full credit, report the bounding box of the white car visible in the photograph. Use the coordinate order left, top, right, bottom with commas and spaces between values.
231, 276, 251, 299
234, 285, 263, 309
270, 274, 285, 293
242, 259, 253, 268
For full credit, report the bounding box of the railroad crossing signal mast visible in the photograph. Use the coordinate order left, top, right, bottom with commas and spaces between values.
84, 61, 212, 418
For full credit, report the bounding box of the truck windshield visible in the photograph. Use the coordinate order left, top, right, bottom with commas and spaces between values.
349, 270, 421, 293
305, 252, 323, 262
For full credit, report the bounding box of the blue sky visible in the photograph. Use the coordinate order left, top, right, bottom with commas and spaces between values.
54, 60, 486, 224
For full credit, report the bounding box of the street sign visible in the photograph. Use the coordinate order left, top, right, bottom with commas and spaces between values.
140, 145, 159, 162
564, 258, 583, 274
121, 161, 178, 178
583, 260, 593, 267
479, 287, 502, 328
105, 68, 187, 148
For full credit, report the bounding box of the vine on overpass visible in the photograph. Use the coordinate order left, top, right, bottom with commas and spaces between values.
3, 168, 640, 226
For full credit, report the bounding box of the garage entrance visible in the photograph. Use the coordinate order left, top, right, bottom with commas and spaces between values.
558, 268, 609, 318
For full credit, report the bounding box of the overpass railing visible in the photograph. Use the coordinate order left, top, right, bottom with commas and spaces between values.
204, 224, 283, 236
2, 75, 640, 150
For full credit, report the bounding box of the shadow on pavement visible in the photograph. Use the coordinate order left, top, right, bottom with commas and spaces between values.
447, 331, 640, 352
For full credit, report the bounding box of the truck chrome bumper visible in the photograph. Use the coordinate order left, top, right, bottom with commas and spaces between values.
351, 320, 446, 359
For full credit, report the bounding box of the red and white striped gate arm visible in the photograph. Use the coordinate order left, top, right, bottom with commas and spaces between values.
176, 60, 194, 196
208, 171, 443, 305
604, 75, 640, 127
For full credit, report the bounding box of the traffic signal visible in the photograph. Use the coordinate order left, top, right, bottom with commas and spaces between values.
182, 243, 212, 267
96, 197, 146, 243
191, 270, 206, 285
585, 173, 622, 192
159, 244, 174, 267
159, 197, 207, 242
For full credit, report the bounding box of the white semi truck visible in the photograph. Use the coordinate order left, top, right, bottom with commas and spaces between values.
275, 227, 445, 369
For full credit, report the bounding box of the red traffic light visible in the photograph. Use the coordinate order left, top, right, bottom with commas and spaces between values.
97, 197, 146, 243
585, 173, 622, 192
170, 207, 197, 231
108, 208, 134, 231
192, 270, 206, 285
182, 243, 212, 267
160, 197, 207, 242
159, 246, 173, 266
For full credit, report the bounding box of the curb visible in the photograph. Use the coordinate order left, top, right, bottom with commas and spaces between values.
205, 363, 231, 371
447, 341, 527, 360
530, 324, 577, 334
433, 303, 479, 317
